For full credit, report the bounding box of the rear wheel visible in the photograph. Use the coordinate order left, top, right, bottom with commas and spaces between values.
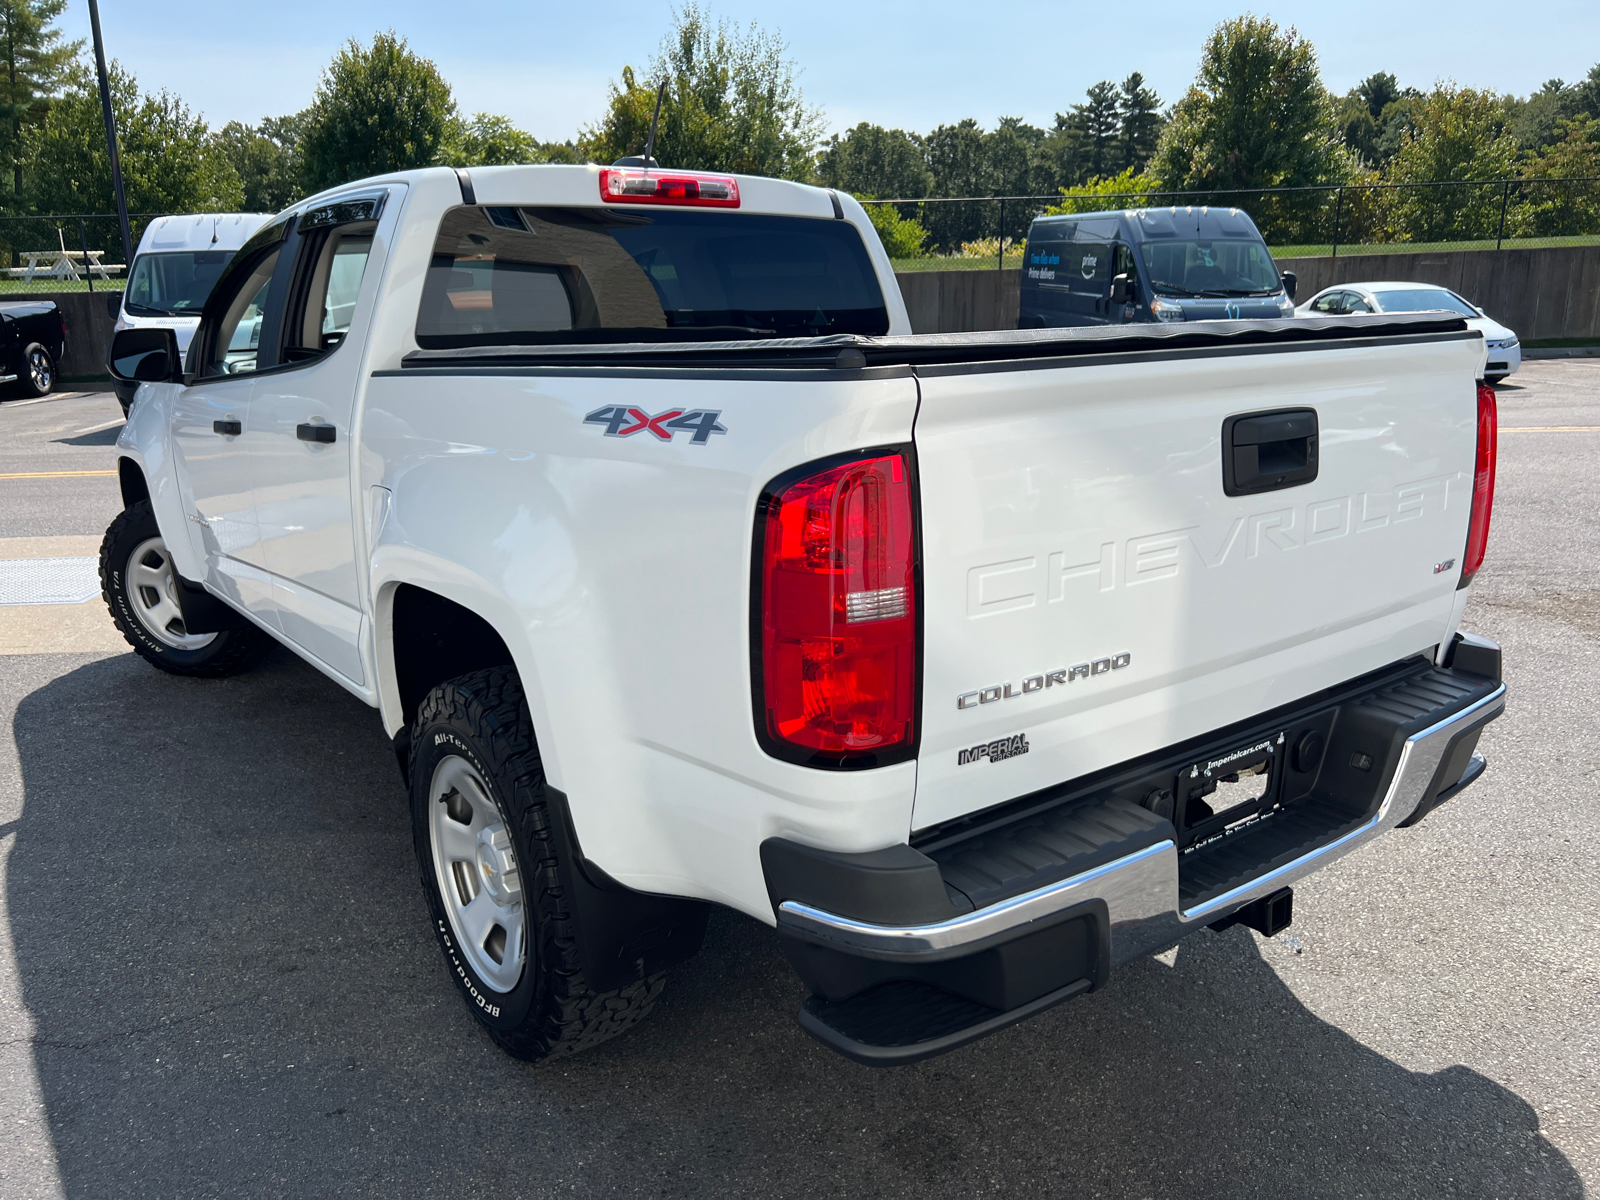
18, 343, 53, 398
99, 500, 270, 676
409, 667, 665, 1060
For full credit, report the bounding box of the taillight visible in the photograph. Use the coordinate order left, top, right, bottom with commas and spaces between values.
1459, 381, 1497, 589
599, 168, 740, 208
756, 452, 917, 765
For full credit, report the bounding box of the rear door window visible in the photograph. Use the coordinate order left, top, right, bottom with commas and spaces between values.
415, 206, 889, 346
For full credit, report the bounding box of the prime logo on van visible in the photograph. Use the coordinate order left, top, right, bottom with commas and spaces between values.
1080, 254, 1099, 279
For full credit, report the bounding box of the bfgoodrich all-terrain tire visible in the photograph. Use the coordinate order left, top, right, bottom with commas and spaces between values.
99, 500, 271, 676
410, 668, 665, 1061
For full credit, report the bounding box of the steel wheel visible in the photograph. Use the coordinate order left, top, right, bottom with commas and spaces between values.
27, 346, 52, 394
125, 537, 217, 650
428, 755, 527, 993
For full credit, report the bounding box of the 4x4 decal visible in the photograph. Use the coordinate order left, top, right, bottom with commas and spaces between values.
584, 405, 727, 445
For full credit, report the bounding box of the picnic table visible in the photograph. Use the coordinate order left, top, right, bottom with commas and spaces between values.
5, 249, 124, 283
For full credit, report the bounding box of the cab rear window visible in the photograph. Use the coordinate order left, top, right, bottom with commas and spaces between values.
415, 206, 890, 347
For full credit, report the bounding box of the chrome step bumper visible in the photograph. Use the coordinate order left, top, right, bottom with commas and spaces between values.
779, 681, 1503, 969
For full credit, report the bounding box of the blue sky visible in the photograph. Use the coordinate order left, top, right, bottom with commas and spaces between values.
65, 1, 1600, 142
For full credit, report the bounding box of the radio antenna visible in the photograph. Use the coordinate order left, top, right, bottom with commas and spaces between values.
642, 80, 667, 170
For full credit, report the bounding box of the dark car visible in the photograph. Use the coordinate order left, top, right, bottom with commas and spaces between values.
1019, 206, 1298, 329
0, 300, 66, 398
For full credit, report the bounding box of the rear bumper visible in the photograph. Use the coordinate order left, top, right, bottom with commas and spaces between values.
767, 638, 1505, 1064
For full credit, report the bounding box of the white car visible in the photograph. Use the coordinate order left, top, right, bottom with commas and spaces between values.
1297, 281, 1521, 383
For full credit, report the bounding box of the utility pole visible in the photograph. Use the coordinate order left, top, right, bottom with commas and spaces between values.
86, 0, 132, 269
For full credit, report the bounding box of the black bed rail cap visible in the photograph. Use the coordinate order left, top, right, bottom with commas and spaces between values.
399, 312, 1473, 372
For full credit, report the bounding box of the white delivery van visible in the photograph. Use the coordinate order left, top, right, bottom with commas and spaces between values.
111, 213, 273, 412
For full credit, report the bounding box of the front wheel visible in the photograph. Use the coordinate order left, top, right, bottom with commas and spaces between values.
19, 343, 54, 398
99, 500, 270, 676
410, 668, 665, 1060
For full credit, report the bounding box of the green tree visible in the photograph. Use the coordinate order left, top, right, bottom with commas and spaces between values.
1515, 115, 1600, 237
582, 4, 822, 180
27, 62, 242, 215
1355, 72, 1403, 120
1336, 95, 1380, 167
923, 118, 988, 248
1118, 72, 1164, 172
445, 112, 542, 166
1373, 93, 1423, 164
924, 117, 987, 197
299, 31, 456, 192
539, 140, 583, 164
216, 111, 305, 212
1152, 16, 1346, 194
1575, 62, 1600, 121
1387, 84, 1518, 242
0, 0, 77, 207
1508, 79, 1574, 155
1047, 166, 1163, 214
858, 198, 929, 258
817, 122, 931, 199
987, 116, 1044, 196
1335, 73, 1404, 168
1073, 80, 1121, 179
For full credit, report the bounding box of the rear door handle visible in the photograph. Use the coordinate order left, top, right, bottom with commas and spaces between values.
213, 419, 241, 436
1222, 407, 1318, 496
297, 422, 337, 444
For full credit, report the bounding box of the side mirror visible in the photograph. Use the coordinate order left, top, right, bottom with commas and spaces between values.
105, 292, 122, 320
108, 326, 182, 385
1281, 271, 1297, 301
1110, 273, 1134, 304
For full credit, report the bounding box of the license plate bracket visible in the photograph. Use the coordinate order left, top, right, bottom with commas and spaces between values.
1176, 732, 1287, 852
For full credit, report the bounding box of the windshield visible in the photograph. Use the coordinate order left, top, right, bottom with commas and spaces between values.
1140, 239, 1280, 297
415, 206, 889, 346
1370, 288, 1479, 317
124, 250, 234, 316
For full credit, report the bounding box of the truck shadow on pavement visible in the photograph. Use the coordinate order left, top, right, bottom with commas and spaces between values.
7, 652, 1584, 1199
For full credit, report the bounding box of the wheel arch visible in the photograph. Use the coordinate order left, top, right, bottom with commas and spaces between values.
117, 456, 151, 510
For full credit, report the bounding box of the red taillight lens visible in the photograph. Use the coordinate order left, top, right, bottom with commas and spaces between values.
759, 453, 916, 761
599, 168, 740, 208
1459, 381, 1498, 588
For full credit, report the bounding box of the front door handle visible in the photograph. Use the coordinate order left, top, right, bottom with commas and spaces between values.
213, 419, 241, 436
297, 422, 337, 444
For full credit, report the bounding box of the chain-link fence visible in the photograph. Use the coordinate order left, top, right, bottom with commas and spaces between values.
0, 213, 173, 295
862, 176, 1600, 268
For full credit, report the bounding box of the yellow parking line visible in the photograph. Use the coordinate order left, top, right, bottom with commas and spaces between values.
1500, 426, 1600, 432
0, 469, 119, 479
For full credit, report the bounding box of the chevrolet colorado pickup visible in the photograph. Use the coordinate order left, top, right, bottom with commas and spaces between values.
102, 165, 1505, 1066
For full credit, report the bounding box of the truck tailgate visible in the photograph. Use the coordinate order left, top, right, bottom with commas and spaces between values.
912, 329, 1482, 831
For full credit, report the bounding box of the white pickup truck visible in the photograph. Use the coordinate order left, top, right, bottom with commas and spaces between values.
103, 165, 1505, 1066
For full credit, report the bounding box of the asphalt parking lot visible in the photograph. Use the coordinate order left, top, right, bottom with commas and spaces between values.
0, 366, 1596, 1198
